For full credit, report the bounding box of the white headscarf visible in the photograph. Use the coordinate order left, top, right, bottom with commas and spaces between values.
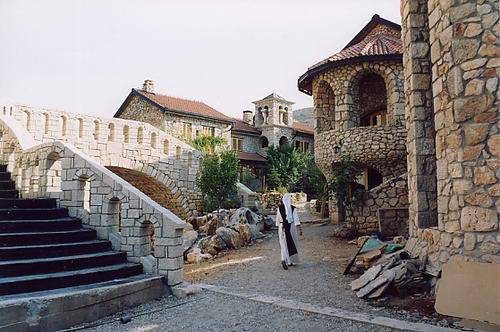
282, 193, 293, 223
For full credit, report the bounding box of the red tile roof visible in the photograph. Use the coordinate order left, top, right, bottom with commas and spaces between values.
292, 122, 314, 135
135, 89, 232, 123
298, 15, 402, 95
231, 118, 261, 135
237, 151, 267, 163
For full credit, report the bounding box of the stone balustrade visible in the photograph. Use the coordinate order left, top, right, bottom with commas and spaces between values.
2, 104, 203, 216
0, 115, 185, 285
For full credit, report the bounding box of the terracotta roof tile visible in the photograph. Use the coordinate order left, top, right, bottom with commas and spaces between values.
136, 89, 232, 123
293, 122, 314, 135
237, 151, 267, 163
231, 118, 261, 135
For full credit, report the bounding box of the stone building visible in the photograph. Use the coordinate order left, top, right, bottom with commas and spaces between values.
115, 80, 233, 145
401, 0, 499, 267
298, 15, 409, 235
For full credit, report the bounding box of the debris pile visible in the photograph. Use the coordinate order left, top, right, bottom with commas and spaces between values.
346, 236, 435, 300
183, 207, 268, 264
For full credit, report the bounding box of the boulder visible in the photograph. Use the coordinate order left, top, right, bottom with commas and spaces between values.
262, 216, 275, 231
198, 215, 219, 235
198, 234, 227, 255
235, 223, 252, 245
182, 230, 199, 253
186, 246, 213, 264
228, 207, 263, 230
248, 224, 265, 240
216, 227, 242, 249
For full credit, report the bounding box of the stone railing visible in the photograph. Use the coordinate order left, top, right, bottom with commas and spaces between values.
2, 104, 203, 216
315, 125, 407, 179
0, 115, 185, 285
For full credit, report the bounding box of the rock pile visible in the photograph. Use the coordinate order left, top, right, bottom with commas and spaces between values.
183, 207, 266, 264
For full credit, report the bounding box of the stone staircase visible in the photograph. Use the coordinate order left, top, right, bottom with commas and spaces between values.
0, 164, 143, 296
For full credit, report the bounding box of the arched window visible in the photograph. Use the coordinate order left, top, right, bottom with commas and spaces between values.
279, 136, 289, 146
357, 73, 387, 127
93, 120, 100, 141
24, 111, 31, 130
108, 123, 115, 142
137, 127, 144, 144
78, 118, 84, 138
163, 139, 169, 154
175, 146, 181, 160
61, 116, 67, 137
315, 81, 336, 133
260, 136, 269, 148
43, 113, 50, 134
150, 132, 157, 148
123, 125, 130, 143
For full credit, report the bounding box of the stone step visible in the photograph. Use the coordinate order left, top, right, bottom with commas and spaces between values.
0, 181, 15, 190
0, 172, 11, 181
0, 217, 81, 233
0, 251, 128, 277
0, 198, 57, 209
0, 228, 97, 247
0, 263, 143, 296
0, 207, 69, 220
0, 190, 18, 199
0, 240, 112, 261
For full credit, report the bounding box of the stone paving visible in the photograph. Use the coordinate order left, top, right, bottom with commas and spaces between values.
73, 207, 458, 331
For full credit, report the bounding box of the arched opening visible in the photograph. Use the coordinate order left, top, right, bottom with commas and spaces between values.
139, 221, 156, 257
150, 132, 157, 148
360, 166, 384, 190
22, 111, 31, 131
357, 73, 387, 127
175, 146, 181, 160
61, 116, 67, 137
263, 106, 269, 124
283, 107, 289, 125
255, 107, 264, 126
259, 136, 269, 148
78, 176, 91, 213
163, 139, 169, 154
93, 120, 100, 141
78, 118, 84, 138
279, 136, 289, 146
108, 123, 115, 142
123, 125, 130, 143
108, 197, 122, 233
45, 152, 62, 198
137, 127, 144, 144
315, 81, 335, 133
43, 113, 50, 135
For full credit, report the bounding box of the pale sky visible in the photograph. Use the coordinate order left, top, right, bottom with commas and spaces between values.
0, 0, 400, 119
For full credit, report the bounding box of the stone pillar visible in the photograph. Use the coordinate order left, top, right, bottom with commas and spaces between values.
401, 0, 438, 235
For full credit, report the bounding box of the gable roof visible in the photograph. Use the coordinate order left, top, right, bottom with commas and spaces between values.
298, 14, 402, 95
253, 93, 294, 104
115, 89, 233, 124
292, 122, 314, 136
231, 118, 261, 135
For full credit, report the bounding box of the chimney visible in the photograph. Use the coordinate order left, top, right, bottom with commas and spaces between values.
243, 110, 254, 125
142, 79, 154, 93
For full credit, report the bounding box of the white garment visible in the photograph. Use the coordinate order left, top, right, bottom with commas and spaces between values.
276, 206, 301, 265
282, 193, 293, 223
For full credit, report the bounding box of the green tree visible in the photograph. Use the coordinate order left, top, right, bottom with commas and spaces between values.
190, 135, 227, 154
300, 158, 329, 217
266, 144, 309, 191
196, 150, 240, 211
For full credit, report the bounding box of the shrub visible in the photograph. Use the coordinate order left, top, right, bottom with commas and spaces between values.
266, 144, 309, 191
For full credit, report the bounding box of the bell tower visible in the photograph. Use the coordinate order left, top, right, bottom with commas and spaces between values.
252, 93, 294, 128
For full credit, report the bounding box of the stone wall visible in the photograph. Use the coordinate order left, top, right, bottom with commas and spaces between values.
3, 104, 203, 217
0, 116, 185, 285
350, 174, 409, 235
118, 95, 232, 145
402, 0, 499, 266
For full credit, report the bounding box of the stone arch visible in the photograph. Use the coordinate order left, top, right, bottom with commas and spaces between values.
175, 146, 181, 160
314, 80, 336, 133
44, 150, 63, 199
108, 122, 115, 142
255, 107, 264, 126
137, 127, 144, 144
93, 120, 100, 141
123, 125, 130, 143
78, 118, 84, 138
21, 111, 31, 131
163, 139, 169, 154
279, 136, 289, 146
151, 132, 157, 149
263, 106, 269, 124
60, 115, 67, 137
43, 113, 50, 135
137, 215, 159, 257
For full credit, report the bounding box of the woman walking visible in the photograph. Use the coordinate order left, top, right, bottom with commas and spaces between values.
276, 193, 303, 270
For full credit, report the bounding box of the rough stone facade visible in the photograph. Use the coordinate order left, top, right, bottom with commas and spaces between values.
0, 115, 186, 285
2, 105, 203, 217
118, 94, 232, 145
402, 0, 499, 266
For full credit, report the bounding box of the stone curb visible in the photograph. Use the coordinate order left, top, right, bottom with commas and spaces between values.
194, 283, 457, 332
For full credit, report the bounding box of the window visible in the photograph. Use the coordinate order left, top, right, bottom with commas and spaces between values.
151, 132, 157, 148
182, 123, 192, 139
108, 123, 115, 142
93, 121, 100, 141
295, 141, 310, 153
123, 125, 130, 143
61, 116, 67, 136
137, 127, 144, 144
360, 110, 386, 127
175, 146, 181, 160
44, 113, 49, 134
202, 126, 215, 137
78, 118, 84, 138
232, 137, 243, 151
163, 139, 169, 154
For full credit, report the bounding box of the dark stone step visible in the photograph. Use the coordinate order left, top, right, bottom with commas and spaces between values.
0, 172, 11, 181
0, 240, 111, 261
0, 165, 6, 172
0, 198, 57, 209
0, 228, 97, 247
0, 190, 18, 199
0, 251, 128, 277
0, 207, 69, 220
0, 217, 81, 233
0, 263, 143, 295
0, 180, 15, 190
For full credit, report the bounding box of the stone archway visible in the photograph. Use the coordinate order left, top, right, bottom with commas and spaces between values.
314, 80, 336, 133
279, 136, 289, 146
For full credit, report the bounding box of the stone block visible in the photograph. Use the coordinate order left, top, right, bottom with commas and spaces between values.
460, 206, 498, 232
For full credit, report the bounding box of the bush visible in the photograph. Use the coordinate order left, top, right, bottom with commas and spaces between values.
190, 135, 227, 154
196, 150, 239, 212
